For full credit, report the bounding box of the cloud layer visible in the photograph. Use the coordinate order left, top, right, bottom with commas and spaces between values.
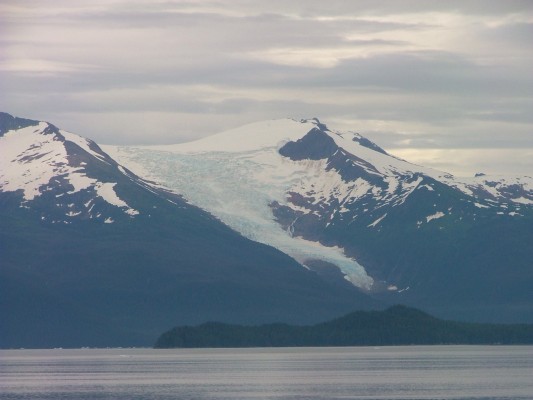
1, 0, 532, 175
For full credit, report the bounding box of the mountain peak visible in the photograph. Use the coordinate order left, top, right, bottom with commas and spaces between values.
279, 126, 338, 161
296, 118, 388, 155
0, 112, 40, 137
300, 117, 329, 132
0, 114, 141, 223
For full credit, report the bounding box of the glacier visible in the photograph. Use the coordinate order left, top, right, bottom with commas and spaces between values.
104, 117, 533, 290
104, 119, 374, 290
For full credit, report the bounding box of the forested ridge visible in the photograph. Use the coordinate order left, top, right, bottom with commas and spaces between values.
155, 305, 533, 348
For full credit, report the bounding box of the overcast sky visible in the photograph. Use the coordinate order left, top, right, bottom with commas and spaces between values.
1, 0, 532, 176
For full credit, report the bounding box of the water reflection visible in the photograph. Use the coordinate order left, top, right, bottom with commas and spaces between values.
1, 346, 532, 399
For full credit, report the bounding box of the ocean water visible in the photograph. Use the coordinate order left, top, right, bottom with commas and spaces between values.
1, 346, 532, 399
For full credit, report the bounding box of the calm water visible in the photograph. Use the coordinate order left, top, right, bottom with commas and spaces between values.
1, 346, 532, 400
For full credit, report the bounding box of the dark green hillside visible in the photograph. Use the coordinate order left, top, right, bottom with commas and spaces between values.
154, 305, 533, 348
0, 190, 381, 349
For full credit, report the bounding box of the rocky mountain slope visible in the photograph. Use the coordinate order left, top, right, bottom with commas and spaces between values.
106, 118, 533, 323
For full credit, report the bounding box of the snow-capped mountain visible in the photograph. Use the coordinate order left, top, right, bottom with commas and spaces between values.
0, 112, 146, 223
0, 112, 379, 348
2, 111, 532, 349
106, 118, 533, 323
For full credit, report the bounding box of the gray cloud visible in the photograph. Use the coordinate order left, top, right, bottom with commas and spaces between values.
232, 0, 533, 16
1, 0, 532, 175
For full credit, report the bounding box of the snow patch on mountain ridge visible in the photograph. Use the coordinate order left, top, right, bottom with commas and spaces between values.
0, 123, 139, 219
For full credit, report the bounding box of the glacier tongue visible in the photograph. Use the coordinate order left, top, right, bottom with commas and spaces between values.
106, 144, 374, 290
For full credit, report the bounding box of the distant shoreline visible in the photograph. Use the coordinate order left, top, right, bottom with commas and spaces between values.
155, 305, 533, 349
